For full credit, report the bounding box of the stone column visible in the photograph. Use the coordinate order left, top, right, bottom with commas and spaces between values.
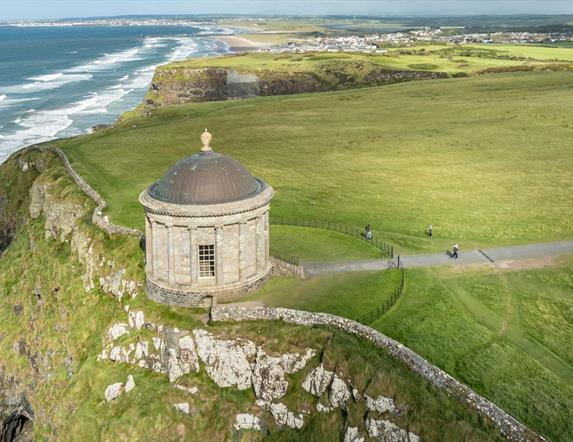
215, 225, 223, 285
145, 215, 154, 278
189, 226, 198, 285
238, 221, 247, 282
167, 224, 175, 284
256, 214, 265, 272
264, 211, 270, 263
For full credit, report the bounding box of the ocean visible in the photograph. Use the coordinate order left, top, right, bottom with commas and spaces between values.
0, 25, 231, 163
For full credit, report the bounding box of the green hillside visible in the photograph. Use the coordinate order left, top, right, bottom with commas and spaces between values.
58, 71, 573, 254
0, 150, 507, 441
247, 260, 573, 441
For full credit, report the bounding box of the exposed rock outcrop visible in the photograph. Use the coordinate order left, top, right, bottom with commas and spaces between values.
29, 181, 85, 242
344, 426, 365, 442
234, 413, 262, 431
302, 364, 334, 397
365, 394, 398, 415
193, 329, 256, 390
145, 63, 449, 109
366, 418, 420, 442
269, 402, 304, 429
252, 347, 316, 402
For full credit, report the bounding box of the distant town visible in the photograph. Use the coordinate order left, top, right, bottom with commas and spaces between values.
268, 28, 573, 54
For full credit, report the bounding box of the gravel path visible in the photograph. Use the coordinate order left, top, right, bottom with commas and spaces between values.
303, 240, 573, 278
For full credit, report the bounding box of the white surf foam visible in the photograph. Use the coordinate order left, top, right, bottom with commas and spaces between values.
0, 95, 6, 103
28, 73, 64, 82
0, 86, 132, 156
67, 46, 142, 73
168, 36, 199, 61
2, 73, 93, 94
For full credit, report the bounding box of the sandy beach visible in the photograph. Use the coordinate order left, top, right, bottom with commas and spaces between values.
218, 35, 272, 51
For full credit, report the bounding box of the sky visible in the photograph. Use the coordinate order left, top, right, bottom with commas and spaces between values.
0, 1, 572, 21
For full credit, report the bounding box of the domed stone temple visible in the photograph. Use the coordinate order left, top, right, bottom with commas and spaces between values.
139, 130, 274, 307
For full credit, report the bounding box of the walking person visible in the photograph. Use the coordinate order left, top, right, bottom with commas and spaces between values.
428, 224, 433, 238
452, 243, 459, 259
365, 224, 372, 240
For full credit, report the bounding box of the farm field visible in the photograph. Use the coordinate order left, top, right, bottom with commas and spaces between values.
58, 70, 573, 254
162, 45, 572, 76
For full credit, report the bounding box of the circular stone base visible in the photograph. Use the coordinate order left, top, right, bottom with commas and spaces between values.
145, 270, 271, 308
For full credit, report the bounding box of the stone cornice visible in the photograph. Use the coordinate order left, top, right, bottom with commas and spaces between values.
140, 185, 273, 218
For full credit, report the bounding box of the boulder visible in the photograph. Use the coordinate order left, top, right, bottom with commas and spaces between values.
125, 375, 135, 393
269, 403, 304, 429
174, 402, 190, 414
252, 347, 314, 402
366, 418, 419, 442
302, 364, 334, 396
329, 374, 351, 409
344, 426, 365, 442
193, 329, 256, 390
365, 394, 397, 415
107, 323, 129, 341
163, 331, 199, 383
234, 414, 262, 431
105, 382, 123, 402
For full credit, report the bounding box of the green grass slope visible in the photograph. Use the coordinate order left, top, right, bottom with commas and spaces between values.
250, 259, 573, 441
0, 151, 506, 441
59, 71, 573, 254
374, 262, 573, 441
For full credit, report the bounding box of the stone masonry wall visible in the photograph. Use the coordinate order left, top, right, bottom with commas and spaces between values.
211, 306, 544, 442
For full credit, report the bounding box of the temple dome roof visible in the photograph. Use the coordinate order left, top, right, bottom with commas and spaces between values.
147, 130, 264, 205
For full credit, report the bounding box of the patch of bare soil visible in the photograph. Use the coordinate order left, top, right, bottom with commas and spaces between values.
497, 256, 557, 271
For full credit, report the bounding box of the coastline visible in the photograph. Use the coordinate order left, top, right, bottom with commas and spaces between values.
0, 28, 245, 165
217, 35, 272, 52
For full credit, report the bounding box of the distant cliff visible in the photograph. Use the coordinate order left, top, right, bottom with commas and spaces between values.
144, 60, 449, 108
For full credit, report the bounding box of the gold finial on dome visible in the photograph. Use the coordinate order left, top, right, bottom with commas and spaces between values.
201, 128, 212, 152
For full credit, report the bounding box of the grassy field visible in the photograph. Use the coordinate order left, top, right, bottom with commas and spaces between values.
245, 268, 402, 319
270, 225, 384, 262
163, 46, 572, 77
59, 71, 573, 254
469, 43, 573, 62
373, 259, 573, 442
246, 257, 573, 441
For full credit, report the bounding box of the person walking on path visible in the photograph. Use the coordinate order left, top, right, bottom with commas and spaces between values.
428, 224, 433, 238
452, 243, 459, 259
365, 224, 372, 240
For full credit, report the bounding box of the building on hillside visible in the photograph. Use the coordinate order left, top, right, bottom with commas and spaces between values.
139, 129, 274, 307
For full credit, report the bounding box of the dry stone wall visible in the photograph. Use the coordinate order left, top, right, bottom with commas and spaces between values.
211, 306, 544, 442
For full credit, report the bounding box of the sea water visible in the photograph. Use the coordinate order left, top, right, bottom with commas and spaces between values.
0, 25, 230, 163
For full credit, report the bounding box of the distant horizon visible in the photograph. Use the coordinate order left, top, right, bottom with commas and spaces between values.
1, 0, 573, 21
3, 12, 573, 24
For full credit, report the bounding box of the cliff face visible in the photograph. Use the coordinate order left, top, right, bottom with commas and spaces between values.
144, 63, 448, 108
